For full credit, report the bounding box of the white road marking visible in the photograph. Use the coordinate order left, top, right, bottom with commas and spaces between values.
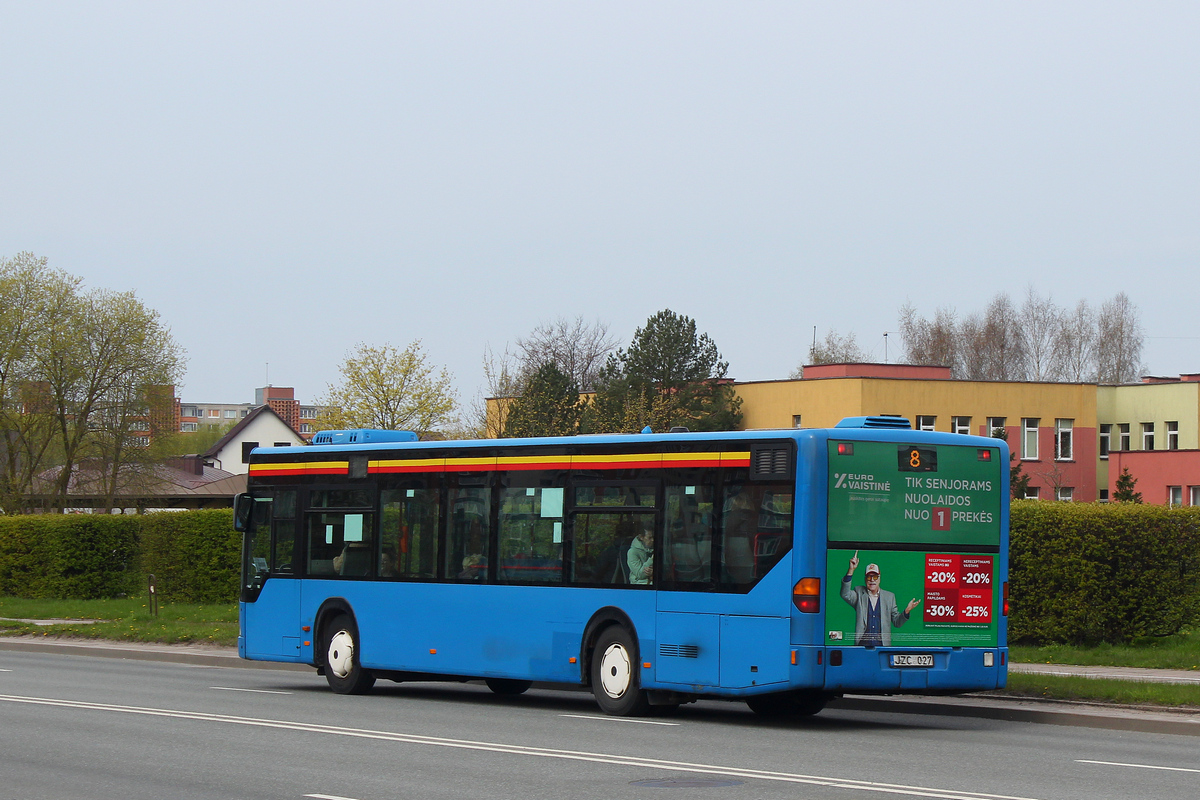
0, 669, 12, 672
559, 713, 680, 726
1077, 759, 1200, 774
305, 794, 360, 800
0, 693, 1043, 800
210, 687, 293, 695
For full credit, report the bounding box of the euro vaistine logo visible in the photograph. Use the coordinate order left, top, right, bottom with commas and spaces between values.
833, 473, 891, 492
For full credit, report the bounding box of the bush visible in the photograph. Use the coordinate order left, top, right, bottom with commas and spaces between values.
1010, 501, 1200, 644
0, 514, 140, 599
138, 510, 240, 604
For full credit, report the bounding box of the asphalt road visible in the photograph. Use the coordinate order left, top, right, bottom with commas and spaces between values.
0, 649, 1197, 800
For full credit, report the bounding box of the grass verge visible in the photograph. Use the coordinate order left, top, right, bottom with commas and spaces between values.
0, 596, 238, 646
997, 671, 1200, 708
1010, 629, 1200, 672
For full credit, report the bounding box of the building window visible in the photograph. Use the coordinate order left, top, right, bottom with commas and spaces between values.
1142, 422, 1155, 451
792, 415, 802, 428
916, 415, 935, 432
1025, 486, 1040, 500
132, 436, 150, 447
209, 409, 219, 418
1055, 419, 1073, 461
1099, 489, 1109, 502
1191, 487, 1200, 506
1118, 423, 1130, 451
224, 409, 237, 419
952, 416, 970, 435
130, 420, 150, 432
987, 417, 1006, 437
1056, 487, 1074, 502
300, 407, 317, 419
1168, 486, 1182, 507
242, 441, 260, 463
181, 406, 198, 418
1021, 418, 1039, 460
1099, 424, 1110, 459
1166, 421, 1179, 450
181, 422, 198, 432
300, 423, 312, 433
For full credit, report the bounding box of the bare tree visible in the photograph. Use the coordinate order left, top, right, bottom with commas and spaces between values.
1096, 292, 1146, 383
899, 302, 960, 372
790, 329, 866, 377
1021, 286, 1063, 381
1055, 299, 1098, 382
514, 316, 618, 392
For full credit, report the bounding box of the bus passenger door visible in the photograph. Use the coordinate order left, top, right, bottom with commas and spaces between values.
241, 490, 304, 661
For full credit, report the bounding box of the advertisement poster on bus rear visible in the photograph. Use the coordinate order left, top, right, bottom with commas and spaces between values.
824, 440, 1002, 648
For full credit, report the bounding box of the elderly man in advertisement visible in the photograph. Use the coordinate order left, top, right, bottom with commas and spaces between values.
841, 551, 919, 646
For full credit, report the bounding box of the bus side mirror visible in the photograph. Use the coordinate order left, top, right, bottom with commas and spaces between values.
233, 493, 254, 532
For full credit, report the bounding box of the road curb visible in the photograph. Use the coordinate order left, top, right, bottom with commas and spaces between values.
0, 637, 308, 671
831, 695, 1200, 737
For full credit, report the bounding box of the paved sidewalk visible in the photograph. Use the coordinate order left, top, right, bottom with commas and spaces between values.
1010, 661, 1200, 685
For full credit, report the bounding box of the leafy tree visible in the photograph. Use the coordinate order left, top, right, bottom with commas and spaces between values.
1113, 467, 1143, 503
318, 340, 457, 436
0, 253, 76, 512
587, 309, 741, 433
503, 363, 584, 438
790, 329, 866, 378
39, 286, 185, 511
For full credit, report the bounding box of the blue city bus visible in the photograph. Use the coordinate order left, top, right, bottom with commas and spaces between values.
235, 416, 1009, 716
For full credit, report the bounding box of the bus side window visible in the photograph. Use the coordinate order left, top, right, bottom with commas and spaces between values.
720, 486, 757, 585
663, 484, 713, 585
306, 511, 376, 577
381, 483, 439, 579
446, 486, 491, 581
498, 486, 563, 584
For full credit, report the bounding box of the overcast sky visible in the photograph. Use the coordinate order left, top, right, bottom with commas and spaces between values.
2, 3, 1197, 409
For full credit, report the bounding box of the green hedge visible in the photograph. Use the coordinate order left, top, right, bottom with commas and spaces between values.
0, 514, 140, 599
138, 510, 240, 604
1010, 501, 1200, 645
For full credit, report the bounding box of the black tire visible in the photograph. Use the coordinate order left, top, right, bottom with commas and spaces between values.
746, 689, 827, 717
322, 613, 376, 695
485, 678, 532, 696
590, 626, 650, 716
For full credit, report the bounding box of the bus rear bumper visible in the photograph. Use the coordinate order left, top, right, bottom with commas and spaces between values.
821, 646, 1008, 693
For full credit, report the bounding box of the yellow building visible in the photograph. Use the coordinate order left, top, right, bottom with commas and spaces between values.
735, 364, 1098, 501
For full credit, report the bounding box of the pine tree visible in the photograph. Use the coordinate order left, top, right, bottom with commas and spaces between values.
1113, 467, 1143, 503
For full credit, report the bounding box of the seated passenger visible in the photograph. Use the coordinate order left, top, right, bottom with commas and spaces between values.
458, 554, 486, 580
627, 522, 655, 585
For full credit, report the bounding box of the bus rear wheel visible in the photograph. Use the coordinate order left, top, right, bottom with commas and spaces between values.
485, 678, 532, 695
322, 613, 376, 695
591, 626, 649, 716
746, 690, 827, 717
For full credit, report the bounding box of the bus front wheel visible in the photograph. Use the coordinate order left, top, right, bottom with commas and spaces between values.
591, 627, 649, 716
322, 613, 376, 695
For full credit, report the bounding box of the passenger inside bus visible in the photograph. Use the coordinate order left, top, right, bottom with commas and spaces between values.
627, 521, 655, 585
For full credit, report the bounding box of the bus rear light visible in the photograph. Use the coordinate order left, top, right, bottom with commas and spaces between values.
793, 577, 821, 613
1002, 581, 1010, 616
837, 443, 854, 456
978, 449, 991, 461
